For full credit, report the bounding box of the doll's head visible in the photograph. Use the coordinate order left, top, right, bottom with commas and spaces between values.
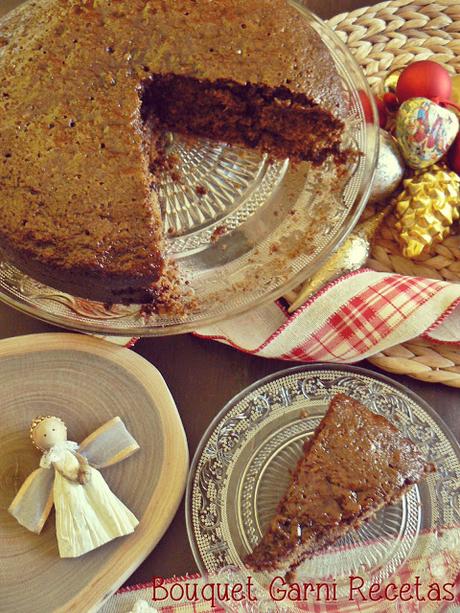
30, 416, 67, 451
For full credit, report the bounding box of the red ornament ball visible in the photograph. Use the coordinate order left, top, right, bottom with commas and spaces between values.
383, 92, 400, 113
375, 97, 387, 128
396, 60, 452, 103
447, 133, 460, 175
358, 90, 374, 123
358, 90, 385, 126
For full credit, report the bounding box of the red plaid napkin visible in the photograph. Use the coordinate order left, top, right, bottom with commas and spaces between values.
105, 269, 460, 363
101, 525, 460, 612
195, 270, 460, 362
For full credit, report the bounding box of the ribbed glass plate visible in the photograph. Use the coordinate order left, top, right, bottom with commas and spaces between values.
0, 4, 378, 336
186, 365, 460, 612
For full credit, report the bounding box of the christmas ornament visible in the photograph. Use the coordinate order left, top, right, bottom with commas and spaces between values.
383, 92, 400, 113
394, 165, 460, 258
358, 90, 375, 123
358, 91, 388, 127
383, 69, 401, 94
369, 130, 405, 204
447, 132, 460, 174
9, 415, 140, 558
451, 74, 460, 107
375, 97, 388, 128
288, 208, 390, 312
396, 97, 459, 169
396, 60, 452, 103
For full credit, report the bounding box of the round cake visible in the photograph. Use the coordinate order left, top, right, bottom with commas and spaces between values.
0, 0, 347, 306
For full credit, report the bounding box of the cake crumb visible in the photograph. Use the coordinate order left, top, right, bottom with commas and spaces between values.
211, 225, 227, 242
195, 184, 207, 197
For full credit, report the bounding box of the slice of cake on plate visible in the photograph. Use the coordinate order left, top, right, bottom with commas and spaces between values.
245, 393, 435, 577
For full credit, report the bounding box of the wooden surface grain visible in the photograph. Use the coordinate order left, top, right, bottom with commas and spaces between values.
0, 0, 458, 594
0, 334, 188, 612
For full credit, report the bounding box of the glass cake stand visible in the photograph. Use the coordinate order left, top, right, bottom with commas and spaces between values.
0, 3, 379, 336
186, 365, 460, 612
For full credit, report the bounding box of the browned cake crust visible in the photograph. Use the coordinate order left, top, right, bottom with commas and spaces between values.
0, 0, 346, 304
245, 393, 435, 576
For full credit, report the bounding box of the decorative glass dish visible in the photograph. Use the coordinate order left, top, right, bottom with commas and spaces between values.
186, 365, 460, 611
0, 3, 378, 336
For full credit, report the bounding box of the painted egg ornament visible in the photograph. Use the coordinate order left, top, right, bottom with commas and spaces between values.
396, 97, 459, 169
396, 60, 452, 103
369, 130, 405, 204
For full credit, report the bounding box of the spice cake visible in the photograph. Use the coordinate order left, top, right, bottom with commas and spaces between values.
245, 393, 435, 576
0, 0, 347, 305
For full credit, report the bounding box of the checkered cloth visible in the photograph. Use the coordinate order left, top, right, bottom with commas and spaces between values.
101, 526, 460, 612
195, 270, 460, 362
102, 575, 223, 613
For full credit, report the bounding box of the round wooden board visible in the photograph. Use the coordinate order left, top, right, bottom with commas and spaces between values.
0, 333, 189, 613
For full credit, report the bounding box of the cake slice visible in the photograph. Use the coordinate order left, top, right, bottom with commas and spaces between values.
245, 393, 435, 576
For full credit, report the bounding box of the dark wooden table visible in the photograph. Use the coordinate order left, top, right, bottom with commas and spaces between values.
0, 0, 459, 590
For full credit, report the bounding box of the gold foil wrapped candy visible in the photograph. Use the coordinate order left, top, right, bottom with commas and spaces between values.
287, 208, 389, 312
383, 69, 401, 94
395, 165, 460, 258
451, 74, 460, 108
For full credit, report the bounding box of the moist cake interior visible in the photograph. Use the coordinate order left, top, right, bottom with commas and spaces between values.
141, 74, 345, 166
0, 0, 349, 306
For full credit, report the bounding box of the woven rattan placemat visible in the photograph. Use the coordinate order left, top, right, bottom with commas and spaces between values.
293, 0, 460, 387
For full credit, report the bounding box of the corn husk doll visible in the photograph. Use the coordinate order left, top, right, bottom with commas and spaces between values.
9, 415, 140, 558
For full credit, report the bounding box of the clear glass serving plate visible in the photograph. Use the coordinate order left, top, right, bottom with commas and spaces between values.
186, 365, 460, 612
0, 3, 378, 336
